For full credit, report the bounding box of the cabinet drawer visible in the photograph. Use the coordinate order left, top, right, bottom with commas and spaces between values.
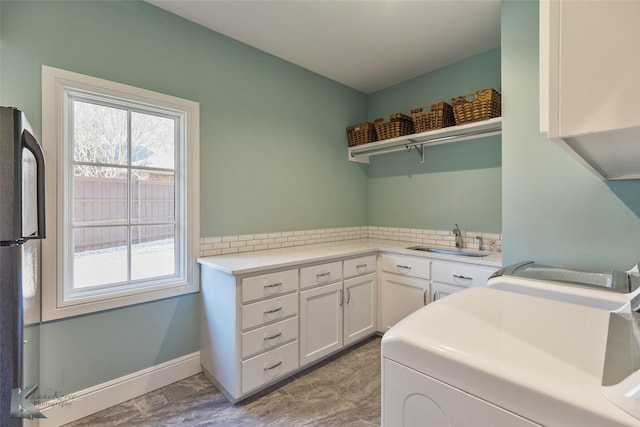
381, 254, 430, 279
300, 261, 342, 289
242, 293, 298, 331
343, 254, 377, 278
432, 262, 496, 288
241, 269, 299, 303
241, 316, 298, 359
241, 340, 299, 394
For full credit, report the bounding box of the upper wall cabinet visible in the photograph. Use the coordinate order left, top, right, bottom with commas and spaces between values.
540, 0, 640, 180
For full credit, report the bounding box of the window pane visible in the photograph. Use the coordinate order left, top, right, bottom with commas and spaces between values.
73, 100, 127, 164
131, 112, 175, 169
131, 170, 174, 224
131, 225, 175, 281
73, 226, 127, 288
74, 166, 128, 226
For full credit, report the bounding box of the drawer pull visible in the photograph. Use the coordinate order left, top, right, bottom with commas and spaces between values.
264, 331, 283, 341
356, 263, 368, 270
264, 282, 282, 289
423, 289, 428, 305
316, 272, 331, 279
453, 274, 473, 281
264, 361, 282, 371
397, 264, 411, 271
264, 307, 282, 315
345, 288, 351, 304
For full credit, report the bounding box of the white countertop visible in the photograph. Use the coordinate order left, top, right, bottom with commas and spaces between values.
197, 238, 502, 276
382, 287, 640, 427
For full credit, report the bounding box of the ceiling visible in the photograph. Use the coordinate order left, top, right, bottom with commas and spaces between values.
146, 0, 501, 94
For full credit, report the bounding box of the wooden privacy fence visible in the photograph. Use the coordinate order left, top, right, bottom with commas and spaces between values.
73, 175, 174, 252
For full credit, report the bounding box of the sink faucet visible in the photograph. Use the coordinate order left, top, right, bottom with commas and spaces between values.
453, 224, 463, 249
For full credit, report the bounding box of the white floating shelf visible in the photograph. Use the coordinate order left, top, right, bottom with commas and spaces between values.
348, 117, 502, 163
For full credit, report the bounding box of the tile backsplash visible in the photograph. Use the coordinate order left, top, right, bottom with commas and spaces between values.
200, 226, 502, 257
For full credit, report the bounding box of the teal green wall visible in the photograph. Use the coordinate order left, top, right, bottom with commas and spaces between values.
0, 0, 369, 238
366, 50, 502, 233
0, 0, 367, 396
501, 0, 640, 270
40, 295, 199, 394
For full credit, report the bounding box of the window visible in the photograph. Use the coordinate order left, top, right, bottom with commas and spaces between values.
42, 66, 200, 320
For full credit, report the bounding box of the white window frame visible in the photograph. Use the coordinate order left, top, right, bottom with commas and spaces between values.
41, 65, 200, 321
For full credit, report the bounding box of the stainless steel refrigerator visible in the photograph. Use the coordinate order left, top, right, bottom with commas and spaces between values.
0, 106, 46, 426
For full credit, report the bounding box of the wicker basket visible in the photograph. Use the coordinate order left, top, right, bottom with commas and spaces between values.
374, 113, 414, 140
411, 102, 455, 133
451, 88, 501, 124
346, 122, 377, 147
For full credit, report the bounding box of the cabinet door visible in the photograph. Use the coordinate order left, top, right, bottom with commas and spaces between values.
380, 273, 428, 332
299, 282, 343, 366
543, 1, 640, 138
432, 282, 465, 302
344, 273, 377, 346
540, 0, 640, 179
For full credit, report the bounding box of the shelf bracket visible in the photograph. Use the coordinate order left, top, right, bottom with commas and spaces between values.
407, 144, 425, 163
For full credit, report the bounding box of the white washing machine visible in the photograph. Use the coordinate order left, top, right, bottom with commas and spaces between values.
381, 261, 640, 427
488, 261, 640, 310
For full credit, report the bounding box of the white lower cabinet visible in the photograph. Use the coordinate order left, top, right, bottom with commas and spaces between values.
300, 271, 377, 366
200, 252, 378, 402
241, 316, 298, 359
380, 254, 430, 331
300, 281, 344, 366
379, 254, 499, 330
431, 261, 497, 302
200, 248, 498, 403
383, 358, 540, 427
242, 340, 299, 394
344, 273, 377, 346
200, 266, 300, 402
380, 273, 428, 331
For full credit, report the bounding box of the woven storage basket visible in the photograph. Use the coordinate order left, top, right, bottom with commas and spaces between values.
346, 122, 377, 147
374, 113, 414, 140
411, 102, 455, 133
451, 88, 501, 124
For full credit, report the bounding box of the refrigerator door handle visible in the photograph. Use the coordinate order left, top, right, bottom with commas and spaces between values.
21, 130, 46, 240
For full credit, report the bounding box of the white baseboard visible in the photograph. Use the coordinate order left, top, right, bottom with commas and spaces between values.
30, 351, 201, 427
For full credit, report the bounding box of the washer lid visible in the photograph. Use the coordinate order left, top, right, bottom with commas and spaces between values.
491, 261, 636, 294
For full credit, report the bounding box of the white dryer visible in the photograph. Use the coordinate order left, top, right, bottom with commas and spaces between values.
382, 272, 640, 426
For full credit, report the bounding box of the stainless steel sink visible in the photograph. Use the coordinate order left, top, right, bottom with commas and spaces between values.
406, 246, 487, 258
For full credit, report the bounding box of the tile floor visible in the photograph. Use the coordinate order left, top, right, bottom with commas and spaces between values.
64, 337, 381, 426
